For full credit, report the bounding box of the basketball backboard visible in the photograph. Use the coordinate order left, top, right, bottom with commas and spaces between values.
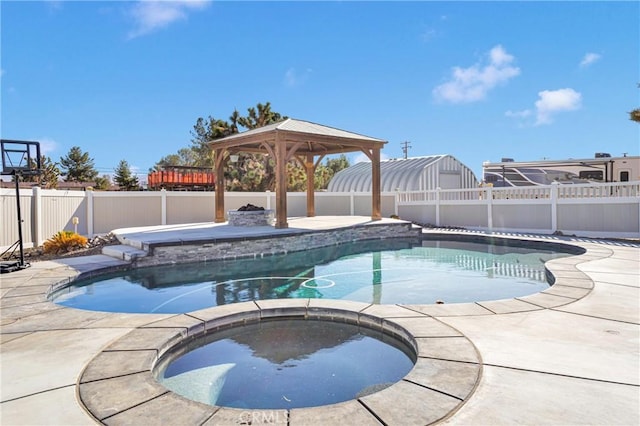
1, 139, 41, 176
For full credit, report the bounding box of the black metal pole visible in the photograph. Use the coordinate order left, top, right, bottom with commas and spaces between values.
14, 173, 25, 267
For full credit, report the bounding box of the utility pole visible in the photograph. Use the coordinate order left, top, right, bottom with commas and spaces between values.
401, 141, 412, 159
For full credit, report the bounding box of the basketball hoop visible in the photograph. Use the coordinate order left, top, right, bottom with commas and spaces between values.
1, 139, 42, 273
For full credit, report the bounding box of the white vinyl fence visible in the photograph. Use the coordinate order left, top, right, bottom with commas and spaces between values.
1, 181, 639, 250
1, 189, 396, 250
396, 181, 640, 239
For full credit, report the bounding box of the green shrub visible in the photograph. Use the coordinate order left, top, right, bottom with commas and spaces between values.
43, 231, 88, 254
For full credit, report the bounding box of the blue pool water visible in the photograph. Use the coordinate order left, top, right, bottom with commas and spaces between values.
156, 319, 416, 409
50, 238, 574, 313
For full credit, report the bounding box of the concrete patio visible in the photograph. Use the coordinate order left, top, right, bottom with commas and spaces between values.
0, 218, 638, 425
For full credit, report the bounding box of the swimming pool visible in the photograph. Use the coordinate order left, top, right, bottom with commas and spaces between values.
50, 237, 574, 314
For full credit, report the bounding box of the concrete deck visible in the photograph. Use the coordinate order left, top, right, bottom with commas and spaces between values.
1, 217, 638, 425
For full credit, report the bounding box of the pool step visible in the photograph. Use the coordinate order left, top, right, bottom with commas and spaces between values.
102, 244, 148, 262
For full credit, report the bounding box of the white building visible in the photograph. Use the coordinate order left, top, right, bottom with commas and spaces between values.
328, 155, 478, 192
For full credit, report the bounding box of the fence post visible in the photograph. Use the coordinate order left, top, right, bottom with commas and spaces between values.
350, 190, 355, 216
394, 189, 399, 217
86, 189, 94, 237
487, 186, 493, 232
161, 189, 167, 225
435, 187, 441, 227
32, 186, 42, 247
266, 190, 271, 210
550, 181, 558, 233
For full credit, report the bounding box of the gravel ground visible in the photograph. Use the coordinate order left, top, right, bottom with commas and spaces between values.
2, 233, 119, 263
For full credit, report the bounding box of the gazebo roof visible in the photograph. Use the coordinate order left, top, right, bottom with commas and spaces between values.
208, 118, 386, 156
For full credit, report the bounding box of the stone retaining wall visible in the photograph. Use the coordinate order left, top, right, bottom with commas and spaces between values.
137, 222, 420, 266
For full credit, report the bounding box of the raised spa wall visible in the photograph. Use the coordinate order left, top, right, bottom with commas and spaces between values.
136, 221, 420, 266
227, 209, 275, 227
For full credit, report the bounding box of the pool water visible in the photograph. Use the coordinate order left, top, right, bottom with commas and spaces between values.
156, 319, 416, 409
50, 238, 573, 313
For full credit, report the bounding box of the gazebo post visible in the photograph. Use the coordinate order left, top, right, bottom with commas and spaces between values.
214, 148, 226, 223
274, 133, 288, 228
305, 153, 315, 217
371, 147, 382, 220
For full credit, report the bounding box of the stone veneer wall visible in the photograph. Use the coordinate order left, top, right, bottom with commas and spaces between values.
227, 210, 275, 226
137, 222, 420, 266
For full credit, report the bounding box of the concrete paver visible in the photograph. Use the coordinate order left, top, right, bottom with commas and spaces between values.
1, 328, 131, 401
79, 372, 167, 421
555, 281, 640, 323
290, 400, 381, 425
404, 358, 480, 400
440, 309, 639, 385
0, 385, 94, 426
359, 380, 462, 425
441, 365, 640, 426
102, 393, 217, 426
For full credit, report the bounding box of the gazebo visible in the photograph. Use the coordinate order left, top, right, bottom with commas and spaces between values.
209, 118, 387, 229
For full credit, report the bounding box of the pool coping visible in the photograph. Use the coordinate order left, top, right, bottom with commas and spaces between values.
77, 300, 483, 425
1, 224, 639, 425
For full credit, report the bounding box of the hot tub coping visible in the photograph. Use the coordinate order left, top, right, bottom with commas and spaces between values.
78, 300, 482, 425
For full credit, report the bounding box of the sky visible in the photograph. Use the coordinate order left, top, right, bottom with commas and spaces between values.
2, 1, 639, 183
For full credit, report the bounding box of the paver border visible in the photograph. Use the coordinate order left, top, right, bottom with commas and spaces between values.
77, 300, 482, 425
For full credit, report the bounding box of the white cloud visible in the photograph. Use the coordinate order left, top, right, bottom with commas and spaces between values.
420, 28, 437, 42
420, 15, 447, 42
433, 45, 520, 103
284, 67, 312, 87
38, 138, 59, 156
579, 52, 601, 68
127, 0, 210, 39
505, 109, 532, 119
534, 88, 582, 125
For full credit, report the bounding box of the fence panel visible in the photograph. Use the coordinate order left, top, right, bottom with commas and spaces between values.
40, 190, 87, 241
558, 201, 639, 234
1, 188, 33, 249
92, 193, 163, 234
492, 203, 551, 231
166, 192, 215, 225
316, 193, 351, 215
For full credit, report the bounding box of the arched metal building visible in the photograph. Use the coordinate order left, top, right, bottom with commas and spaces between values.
328, 155, 478, 192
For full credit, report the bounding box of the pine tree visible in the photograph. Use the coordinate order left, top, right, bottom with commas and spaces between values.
113, 160, 140, 191
59, 146, 98, 182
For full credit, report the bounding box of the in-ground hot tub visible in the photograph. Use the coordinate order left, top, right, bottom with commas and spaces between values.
155, 317, 417, 409
78, 301, 483, 424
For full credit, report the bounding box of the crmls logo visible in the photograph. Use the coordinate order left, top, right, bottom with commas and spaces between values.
237, 410, 288, 425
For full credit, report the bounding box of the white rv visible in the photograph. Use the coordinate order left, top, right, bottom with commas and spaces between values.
482, 153, 639, 187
